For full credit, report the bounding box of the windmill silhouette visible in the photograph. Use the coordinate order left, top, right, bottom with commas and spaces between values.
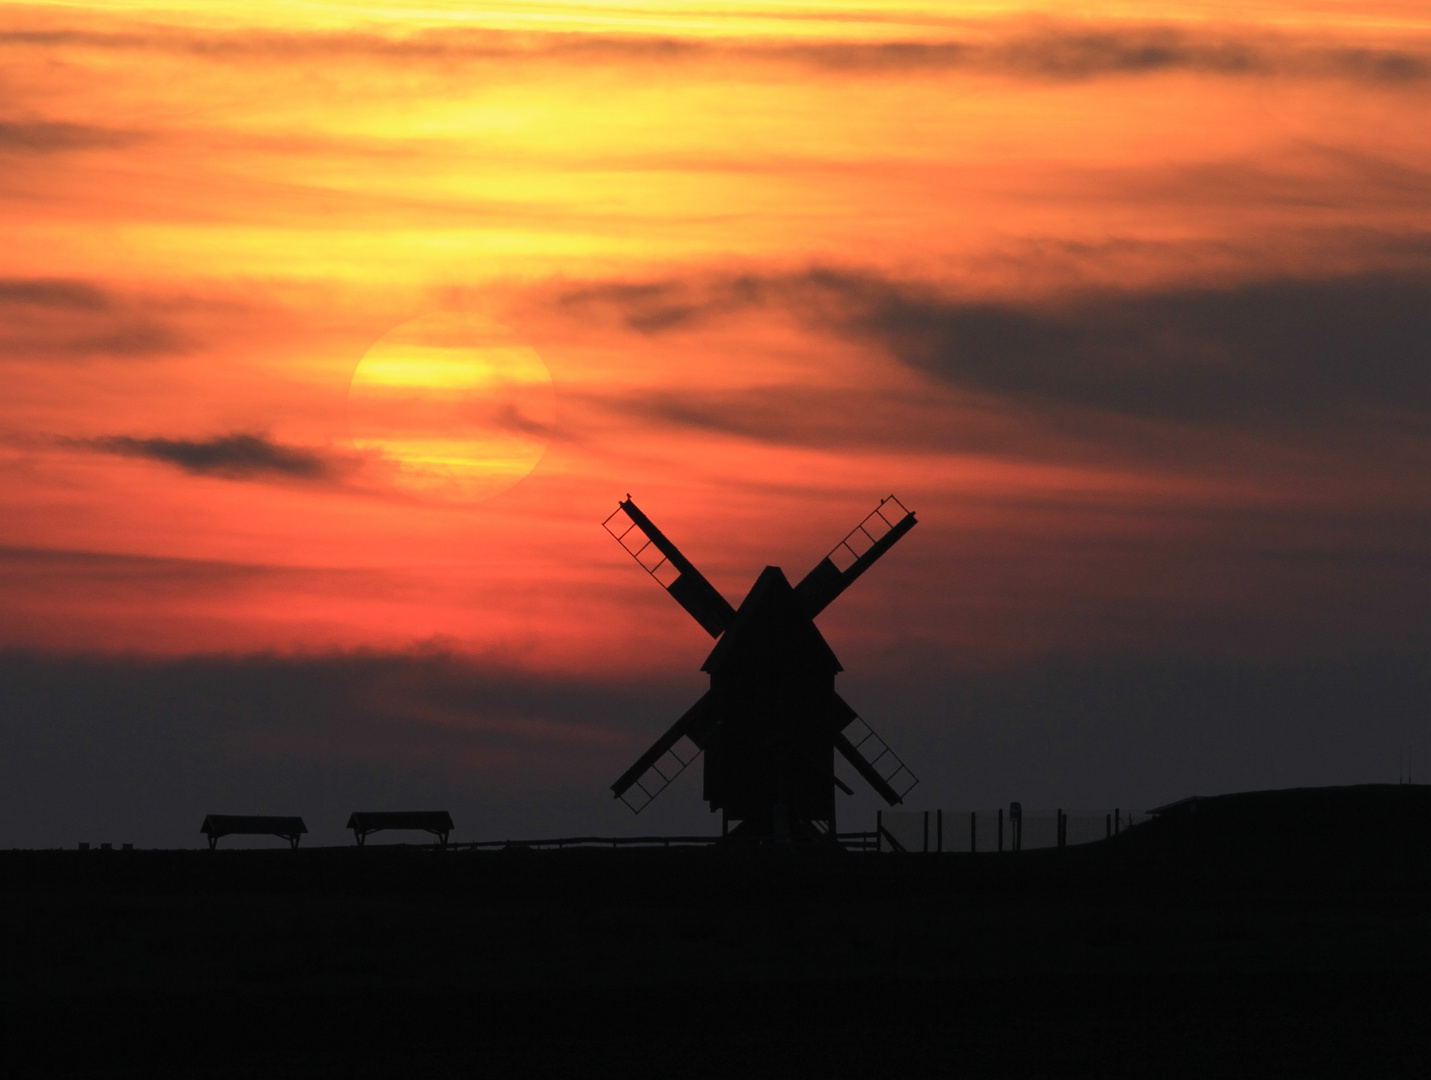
603, 495, 920, 842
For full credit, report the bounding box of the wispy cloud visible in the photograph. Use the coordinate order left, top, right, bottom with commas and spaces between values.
2, 19, 1428, 88
79, 432, 351, 482
0, 277, 189, 360
559, 266, 1431, 431
0, 277, 111, 309
0, 119, 143, 153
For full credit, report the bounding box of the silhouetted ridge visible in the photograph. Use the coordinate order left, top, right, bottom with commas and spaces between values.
1120, 784, 1431, 883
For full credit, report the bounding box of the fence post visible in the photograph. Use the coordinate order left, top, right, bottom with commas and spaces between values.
998, 808, 1004, 853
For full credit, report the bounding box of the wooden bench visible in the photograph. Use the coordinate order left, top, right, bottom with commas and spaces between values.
346, 811, 454, 847
200, 815, 307, 851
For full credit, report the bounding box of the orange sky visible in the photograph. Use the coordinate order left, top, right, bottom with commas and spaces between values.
1, 1, 1430, 843
1, 0, 1428, 672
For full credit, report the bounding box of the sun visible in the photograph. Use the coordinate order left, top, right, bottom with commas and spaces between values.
347, 312, 555, 503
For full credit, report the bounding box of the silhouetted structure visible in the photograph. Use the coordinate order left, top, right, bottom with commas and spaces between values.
604, 495, 920, 842
347, 811, 454, 847
200, 815, 307, 850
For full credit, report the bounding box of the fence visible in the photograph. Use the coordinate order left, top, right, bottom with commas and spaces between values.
875, 808, 1148, 853
447, 835, 721, 850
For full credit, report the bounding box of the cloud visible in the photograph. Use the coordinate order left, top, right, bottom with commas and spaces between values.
2, 19, 1428, 89
779, 31, 1430, 84
0, 277, 189, 360
0, 645, 1426, 848
0, 120, 142, 153
79, 432, 350, 482
560, 267, 1431, 432
817, 270, 1431, 427
598, 384, 1016, 458
0, 543, 289, 588
0, 277, 110, 309
0, 647, 698, 847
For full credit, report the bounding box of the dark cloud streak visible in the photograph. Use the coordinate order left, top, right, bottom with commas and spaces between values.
0, 646, 1425, 847
563, 267, 1431, 431
0, 119, 143, 153
2, 21, 1428, 88
81, 433, 346, 482
0, 278, 111, 310
0, 277, 190, 360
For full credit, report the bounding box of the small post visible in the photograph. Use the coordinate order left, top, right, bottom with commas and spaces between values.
998, 808, 1004, 853
923, 810, 930, 854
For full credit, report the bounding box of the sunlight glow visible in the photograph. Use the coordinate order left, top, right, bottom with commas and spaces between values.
347, 312, 556, 503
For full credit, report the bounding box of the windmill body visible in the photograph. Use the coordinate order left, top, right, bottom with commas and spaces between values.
700, 566, 842, 835
605, 496, 920, 841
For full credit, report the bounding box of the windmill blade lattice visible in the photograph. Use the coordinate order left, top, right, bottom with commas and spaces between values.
603, 499, 735, 637
616, 735, 702, 814
796, 495, 917, 618
840, 713, 919, 802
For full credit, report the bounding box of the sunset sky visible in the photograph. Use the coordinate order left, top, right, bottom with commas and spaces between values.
1, 0, 1428, 846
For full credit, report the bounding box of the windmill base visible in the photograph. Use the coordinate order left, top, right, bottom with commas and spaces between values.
720, 806, 840, 846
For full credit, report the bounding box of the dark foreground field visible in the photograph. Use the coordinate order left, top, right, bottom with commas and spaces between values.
4, 785, 1431, 1077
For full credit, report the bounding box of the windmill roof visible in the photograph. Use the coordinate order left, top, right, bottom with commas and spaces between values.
702, 566, 843, 676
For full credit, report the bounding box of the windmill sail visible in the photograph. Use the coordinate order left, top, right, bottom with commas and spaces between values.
604, 498, 736, 637
795, 496, 917, 618
611, 691, 719, 812
830, 695, 918, 807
